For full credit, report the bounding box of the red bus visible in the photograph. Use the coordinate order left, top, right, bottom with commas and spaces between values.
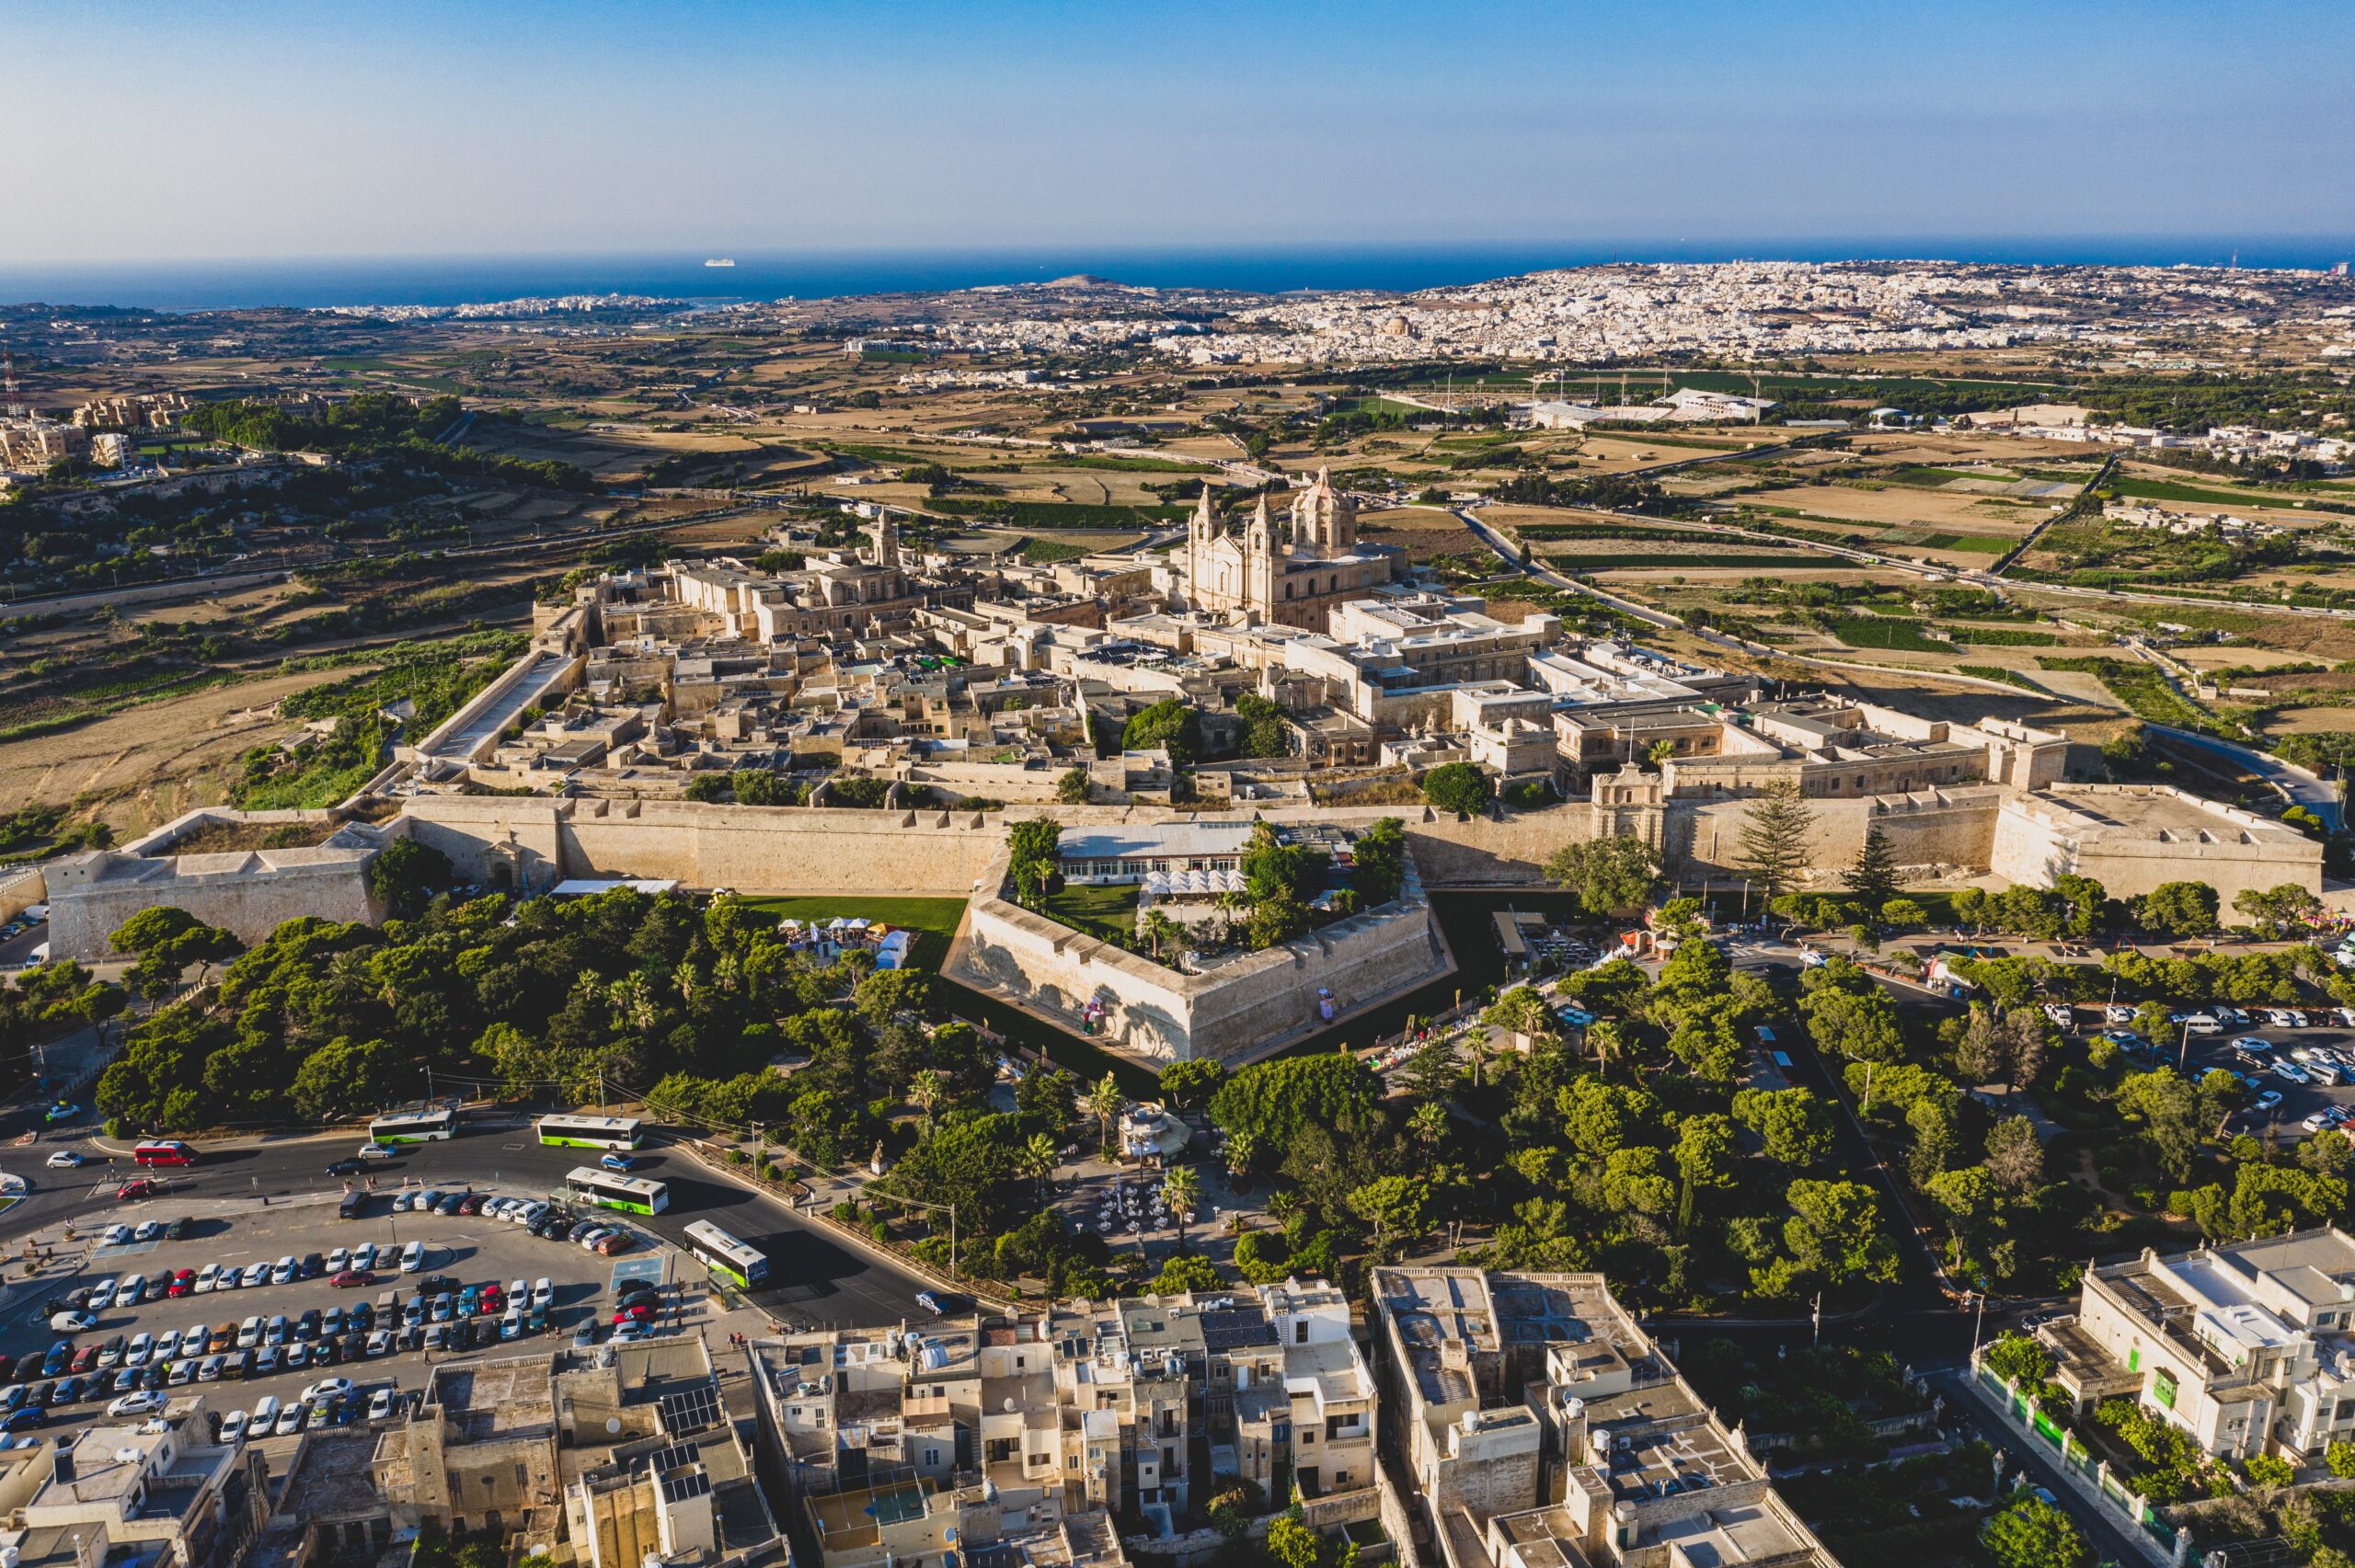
132, 1141, 197, 1167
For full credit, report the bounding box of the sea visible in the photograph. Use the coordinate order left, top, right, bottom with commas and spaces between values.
2, 237, 2351, 314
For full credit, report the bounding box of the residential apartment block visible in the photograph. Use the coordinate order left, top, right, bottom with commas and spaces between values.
1370, 1268, 1842, 1568
746, 1281, 1382, 1568
2035, 1228, 2355, 1460
0, 1417, 268, 1568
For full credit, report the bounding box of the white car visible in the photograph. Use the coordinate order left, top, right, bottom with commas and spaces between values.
48, 1310, 98, 1333
154, 1329, 181, 1359
271, 1406, 304, 1437
2312, 1061, 2345, 1086
358, 1143, 397, 1162
86, 1277, 119, 1310
399, 1241, 425, 1273
368, 1387, 396, 1422
192, 1264, 221, 1294
43, 1150, 83, 1169
2106, 1003, 2136, 1026
2041, 1003, 2073, 1029
100, 1225, 132, 1247
123, 1333, 154, 1368
2267, 1009, 2301, 1029
236, 1316, 264, 1349
365, 1329, 394, 1357
239, 1262, 270, 1288
531, 1277, 554, 1309
218, 1409, 250, 1444
250, 1395, 281, 1430
106, 1391, 166, 1417
2276, 1061, 2313, 1084
269, 1255, 298, 1286
392, 1191, 414, 1213
301, 1377, 353, 1404
118, 1274, 149, 1306
2306, 1111, 2338, 1132
326, 1247, 350, 1275
2336, 1008, 2355, 1028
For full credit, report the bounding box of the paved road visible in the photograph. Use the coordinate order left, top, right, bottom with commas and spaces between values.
0, 1119, 938, 1332
2146, 723, 2344, 831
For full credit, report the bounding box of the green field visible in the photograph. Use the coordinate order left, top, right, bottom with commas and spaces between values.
1041, 883, 1140, 945
2110, 475, 2354, 515
1913, 532, 2015, 554
1830, 616, 1950, 652
729, 896, 968, 972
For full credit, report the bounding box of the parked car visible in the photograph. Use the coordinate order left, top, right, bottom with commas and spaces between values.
2254, 1090, 2285, 1114
43, 1150, 84, 1169
2277, 1060, 2314, 1084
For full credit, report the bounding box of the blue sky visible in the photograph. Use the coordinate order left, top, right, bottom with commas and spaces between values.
8, 0, 2352, 263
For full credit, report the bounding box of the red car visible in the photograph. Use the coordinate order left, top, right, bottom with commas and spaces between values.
115, 1179, 156, 1201
328, 1270, 372, 1289
612, 1302, 654, 1325
165, 1270, 196, 1298
594, 1231, 630, 1257
478, 1288, 504, 1317
69, 1345, 98, 1375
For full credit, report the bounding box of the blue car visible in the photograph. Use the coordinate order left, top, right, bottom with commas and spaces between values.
599, 1151, 636, 1173
4, 1408, 40, 1433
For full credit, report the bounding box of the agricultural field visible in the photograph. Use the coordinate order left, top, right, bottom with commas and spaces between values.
1357, 505, 1488, 560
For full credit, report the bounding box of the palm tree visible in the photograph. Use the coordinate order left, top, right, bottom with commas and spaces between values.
1162, 1165, 1203, 1251
1465, 1029, 1493, 1090
1408, 1101, 1449, 1153
1088, 1072, 1124, 1157
1023, 1132, 1060, 1205
1142, 910, 1186, 963
1588, 1020, 1624, 1080
1223, 1128, 1259, 1178
910, 1069, 948, 1134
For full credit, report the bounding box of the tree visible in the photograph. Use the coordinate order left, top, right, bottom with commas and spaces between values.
1421, 762, 1490, 817
1925, 1164, 1999, 1269
1673, 1113, 1740, 1203
1736, 783, 1817, 900
1022, 1132, 1060, 1204
1157, 1059, 1226, 1113
1798, 984, 1902, 1062
1880, 898, 1927, 933
1731, 1088, 1832, 1167
1980, 1497, 2088, 1568
1782, 1178, 1898, 1288
1207, 1053, 1380, 1149
1234, 692, 1289, 759
290, 1035, 410, 1120
1543, 834, 1664, 918
1162, 1165, 1203, 1248
367, 838, 454, 920
1985, 1116, 2045, 1196
910, 1068, 949, 1133
1350, 817, 1407, 908
1006, 818, 1062, 906
2136, 880, 2220, 939
1055, 767, 1093, 805
1347, 1173, 1431, 1254
1086, 1072, 1124, 1155
2234, 882, 2321, 939
1122, 699, 1202, 766
109, 908, 245, 999
1141, 910, 1187, 961
1983, 1332, 2055, 1389
2117, 1068, 2202, 1182
1842, 826, 1901, 912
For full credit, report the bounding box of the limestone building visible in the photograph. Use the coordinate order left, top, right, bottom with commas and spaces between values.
2030, 1227, 2355, 1461
747, 1280, 1381, 1568
1172, 472, 1400, 631
1371, 1268, 1843, 1568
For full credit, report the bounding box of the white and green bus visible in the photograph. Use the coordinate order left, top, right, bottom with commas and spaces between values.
565, 1167, 670, 1215
683, 1219, 769, 1288
369, 1107, 457, 1143
535, 1115, 643, 1150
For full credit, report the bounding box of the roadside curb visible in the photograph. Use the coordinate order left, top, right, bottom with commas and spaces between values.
674, 1139, 1014, 1313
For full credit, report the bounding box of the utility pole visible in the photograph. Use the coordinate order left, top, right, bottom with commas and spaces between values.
1860, 1061, 1876, 1116
1971, 1290, 1988, 1354
1811, 1292, 1822, 1346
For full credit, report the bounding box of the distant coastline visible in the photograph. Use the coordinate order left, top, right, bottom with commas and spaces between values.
2, 237, 2351, 314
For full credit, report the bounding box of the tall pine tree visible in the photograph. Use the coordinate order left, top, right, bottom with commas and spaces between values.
1842, 824, 1901, 912
1735, 782, 1816, 898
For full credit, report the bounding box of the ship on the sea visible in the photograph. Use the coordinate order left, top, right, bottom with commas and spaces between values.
704, 258, 735, 268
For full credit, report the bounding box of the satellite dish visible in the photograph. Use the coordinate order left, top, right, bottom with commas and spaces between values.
606, 1417, 622, 1436
1003, 1398, 1016, 1413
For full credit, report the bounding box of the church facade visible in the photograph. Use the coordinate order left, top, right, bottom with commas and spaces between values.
1175, 470, 1398, 631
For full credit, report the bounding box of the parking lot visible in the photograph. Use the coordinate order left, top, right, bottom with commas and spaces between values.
0, 1175, 696, 1450
2069, 1001, 2355, 1138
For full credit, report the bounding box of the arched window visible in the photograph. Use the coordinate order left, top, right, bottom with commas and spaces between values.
1283, 583, 1293, 600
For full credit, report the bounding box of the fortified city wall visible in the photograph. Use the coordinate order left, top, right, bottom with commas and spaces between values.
948, 853, 1453, 1065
